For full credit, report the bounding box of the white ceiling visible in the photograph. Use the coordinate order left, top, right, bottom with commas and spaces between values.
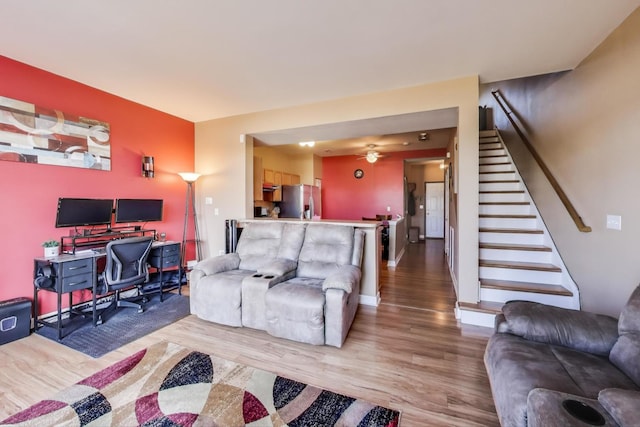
2, 1, 638, 123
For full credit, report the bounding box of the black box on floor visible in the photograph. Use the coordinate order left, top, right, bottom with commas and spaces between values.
0, 297, 31, 345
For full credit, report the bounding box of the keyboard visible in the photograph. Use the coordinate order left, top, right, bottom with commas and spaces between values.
75, 247, 106, 255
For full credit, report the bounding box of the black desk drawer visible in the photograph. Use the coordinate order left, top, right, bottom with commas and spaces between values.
61, 258, 92, 278
60, 272, 94, 293
152, 243, 179, 255
149, 254, 180, 268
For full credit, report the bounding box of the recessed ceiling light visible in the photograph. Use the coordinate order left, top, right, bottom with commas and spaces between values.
299, 141, 315, 147
402, 141, 410, 146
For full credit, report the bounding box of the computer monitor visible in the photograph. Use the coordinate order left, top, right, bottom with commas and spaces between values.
55, 198, 114, 228
115, 199, 163, 223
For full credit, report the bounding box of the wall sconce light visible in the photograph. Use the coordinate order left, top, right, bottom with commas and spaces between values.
142, 156, 154, 178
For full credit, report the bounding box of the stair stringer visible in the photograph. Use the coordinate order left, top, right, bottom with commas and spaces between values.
458, 129, 580, 328
487, 130, 580, 307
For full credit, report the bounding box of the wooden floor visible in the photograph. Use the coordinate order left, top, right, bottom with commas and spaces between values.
0, 240, 499, 426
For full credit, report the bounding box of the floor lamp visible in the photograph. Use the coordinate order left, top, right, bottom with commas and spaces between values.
178, 172, 202, 270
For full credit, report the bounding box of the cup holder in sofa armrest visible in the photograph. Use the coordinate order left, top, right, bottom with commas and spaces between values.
263, 275, 274, 279
561, 400, 605, 426
252, 274, 263, 278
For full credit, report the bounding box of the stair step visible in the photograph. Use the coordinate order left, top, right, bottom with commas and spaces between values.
459, 300, 503, 314
479, 163, 512, 172
479, 227, 543, 234
479, 180, 519, 184
479, 142, 502, 150
481, 279, 573, 296
480, 203, 532, 216
479, 154, 508, 159
480, 190, 524, 194
479, 171, 515, 175
479, 130, 498, 138
479, 202, 530, 205
479, 242, 550, 251
479, 214, 536, 219
480, 158, 511, 166
479, 260, 562, 272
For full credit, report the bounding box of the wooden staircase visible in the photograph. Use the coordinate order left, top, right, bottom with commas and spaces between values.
458, 129, 580, 327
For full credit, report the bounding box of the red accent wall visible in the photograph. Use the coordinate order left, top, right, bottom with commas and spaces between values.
0, 56, 194, 314
322, 148, 446, 220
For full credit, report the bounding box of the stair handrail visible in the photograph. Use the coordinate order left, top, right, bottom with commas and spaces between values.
491, 89, 592, 232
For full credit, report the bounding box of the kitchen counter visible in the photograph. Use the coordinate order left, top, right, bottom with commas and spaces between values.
237, 217, 383, 305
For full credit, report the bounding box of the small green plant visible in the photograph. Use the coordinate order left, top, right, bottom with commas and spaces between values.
42, 239, 60, 248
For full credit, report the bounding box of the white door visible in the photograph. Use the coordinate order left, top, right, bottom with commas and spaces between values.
425, 182, 445, 238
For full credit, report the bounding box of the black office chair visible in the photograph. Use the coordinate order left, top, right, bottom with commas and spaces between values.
96, 236, 154, 324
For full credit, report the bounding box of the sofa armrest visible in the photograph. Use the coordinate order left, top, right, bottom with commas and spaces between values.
256, 258, 297, 277
598, 388, 640, 427
322, 265, 361, 293
192, 253, 240, 277
500, 301, 619, 356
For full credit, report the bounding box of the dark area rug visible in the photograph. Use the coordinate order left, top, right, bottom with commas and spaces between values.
35, 294, 190, 358
2, 341, 401, 426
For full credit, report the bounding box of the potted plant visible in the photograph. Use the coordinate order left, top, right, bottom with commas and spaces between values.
42, 239, 60, 258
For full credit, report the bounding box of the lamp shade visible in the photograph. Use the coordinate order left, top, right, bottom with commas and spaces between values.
178, 172, 201, 183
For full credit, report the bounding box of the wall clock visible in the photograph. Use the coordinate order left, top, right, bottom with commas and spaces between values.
354, 169, 364, 179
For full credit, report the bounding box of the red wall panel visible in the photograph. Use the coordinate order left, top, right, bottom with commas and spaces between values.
0, 56, 195, 314
322, 148, 446, 220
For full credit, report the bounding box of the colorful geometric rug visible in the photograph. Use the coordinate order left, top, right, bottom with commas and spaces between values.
1, 341, 400, 426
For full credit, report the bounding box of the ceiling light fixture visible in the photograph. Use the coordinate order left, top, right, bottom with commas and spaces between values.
299, 141, 315, 147
418, 132, 430, 141
366, 151, 379, 163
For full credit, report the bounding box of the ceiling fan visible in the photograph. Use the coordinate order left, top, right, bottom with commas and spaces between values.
357, 144, 388, 163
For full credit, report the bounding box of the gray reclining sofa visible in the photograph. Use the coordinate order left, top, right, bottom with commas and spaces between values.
190, 221, 364, 347
484, 285, 640, 426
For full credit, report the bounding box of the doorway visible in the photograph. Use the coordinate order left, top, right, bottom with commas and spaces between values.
425, 181, 445, 238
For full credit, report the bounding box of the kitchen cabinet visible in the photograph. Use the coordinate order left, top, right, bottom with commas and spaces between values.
253, 157, 263, 201
292, 174, 301, 184
273, 171, 282, 201
282, 173, 292, 186
264, 168, 274, 184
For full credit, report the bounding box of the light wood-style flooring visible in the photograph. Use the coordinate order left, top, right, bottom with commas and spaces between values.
0, 239, 499, 426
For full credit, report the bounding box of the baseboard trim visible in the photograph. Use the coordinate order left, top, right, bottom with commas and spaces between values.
359, 293, 380, 306
387, 246, 405, 268
458, 306, 496, 328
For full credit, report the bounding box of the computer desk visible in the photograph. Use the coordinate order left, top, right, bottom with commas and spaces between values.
33, 240, 181, 340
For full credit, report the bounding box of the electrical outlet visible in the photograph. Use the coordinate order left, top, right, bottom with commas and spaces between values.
606, 214, 622, 230
205, 197, 213, 205
214, 208, 219, 216
386, 206, 391, 212
218, 249, 225, 255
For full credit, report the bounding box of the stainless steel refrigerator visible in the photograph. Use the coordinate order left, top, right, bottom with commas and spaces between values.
279, 184, 321, 219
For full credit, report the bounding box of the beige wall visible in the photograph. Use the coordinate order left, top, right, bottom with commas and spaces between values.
479, 8, 640, 316
196, 76, 479, 303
